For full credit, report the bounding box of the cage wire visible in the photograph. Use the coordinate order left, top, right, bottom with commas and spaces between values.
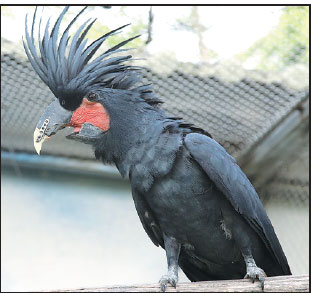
1, 6, 309, 275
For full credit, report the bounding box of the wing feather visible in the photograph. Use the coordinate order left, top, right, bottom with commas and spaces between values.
184, 133, 291, 275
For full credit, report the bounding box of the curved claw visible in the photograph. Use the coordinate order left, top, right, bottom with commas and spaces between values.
159, 274, 177, 292
244, 267, 267, 291
160, 282, 166, 293
259, 274, 265, 290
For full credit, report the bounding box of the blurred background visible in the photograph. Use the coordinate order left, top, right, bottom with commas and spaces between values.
1, 5, 309, 292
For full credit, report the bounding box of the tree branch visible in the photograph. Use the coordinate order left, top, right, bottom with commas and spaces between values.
146, 6, 154, 45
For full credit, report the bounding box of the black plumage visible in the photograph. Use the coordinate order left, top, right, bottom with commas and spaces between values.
25, 6, 291, 291
23, 6, 160, 111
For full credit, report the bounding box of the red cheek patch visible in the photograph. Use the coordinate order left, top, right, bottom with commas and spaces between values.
70, 98, 110, 133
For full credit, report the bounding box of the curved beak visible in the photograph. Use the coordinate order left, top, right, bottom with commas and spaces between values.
34, 100, 72, 155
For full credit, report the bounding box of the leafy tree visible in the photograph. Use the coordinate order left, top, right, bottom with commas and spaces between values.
83, 6, 147, 48
240, 6, 309, 71
2, 6, 148, 53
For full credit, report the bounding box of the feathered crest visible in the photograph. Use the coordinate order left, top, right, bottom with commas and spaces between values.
23, 6, 154, 106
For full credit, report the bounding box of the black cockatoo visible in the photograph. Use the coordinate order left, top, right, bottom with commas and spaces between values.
24, 6, 291, 291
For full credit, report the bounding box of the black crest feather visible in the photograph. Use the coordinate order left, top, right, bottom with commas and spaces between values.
23, 6, 158, 109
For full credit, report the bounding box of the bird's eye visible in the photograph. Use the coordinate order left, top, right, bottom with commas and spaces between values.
88, 92, 98, 101
61, 100, 66, 106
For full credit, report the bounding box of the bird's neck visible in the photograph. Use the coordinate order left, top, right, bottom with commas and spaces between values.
93, 110, 183, 191
93, 105, 163, 168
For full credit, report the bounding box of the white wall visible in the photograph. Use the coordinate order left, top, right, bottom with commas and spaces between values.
1, 166, 189, 292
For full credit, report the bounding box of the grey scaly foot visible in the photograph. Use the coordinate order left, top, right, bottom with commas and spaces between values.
244, 265, 266, 290
159, 268, 178, 292
243, 254, 267, 290
159, 234, 181, 292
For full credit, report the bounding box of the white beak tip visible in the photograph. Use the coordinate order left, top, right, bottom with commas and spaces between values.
33, 127, 46, 155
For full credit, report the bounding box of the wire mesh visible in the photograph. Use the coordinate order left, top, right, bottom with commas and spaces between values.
1, 38, 308, 158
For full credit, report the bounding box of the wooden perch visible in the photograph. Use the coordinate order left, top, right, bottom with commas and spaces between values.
46, 275, 309, 292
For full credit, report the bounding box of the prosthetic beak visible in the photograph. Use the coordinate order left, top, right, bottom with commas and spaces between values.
34, 100, 72, 155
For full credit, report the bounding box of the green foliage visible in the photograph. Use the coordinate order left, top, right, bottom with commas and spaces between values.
240, 6, 309, 71
84, 6, 147, 51
1, 5, 34, 18
1, 6, 11, 16
85, 20, 146, 51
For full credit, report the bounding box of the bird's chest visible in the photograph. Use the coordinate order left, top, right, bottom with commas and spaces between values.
143, 153, 224, 242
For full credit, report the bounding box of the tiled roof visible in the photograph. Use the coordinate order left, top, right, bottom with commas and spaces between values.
1, 38, 309, 159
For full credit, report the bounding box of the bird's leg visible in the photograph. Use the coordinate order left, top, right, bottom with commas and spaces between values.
242, 250, 267, 290
159, 233, 181, 292
229, 216, 267, 290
